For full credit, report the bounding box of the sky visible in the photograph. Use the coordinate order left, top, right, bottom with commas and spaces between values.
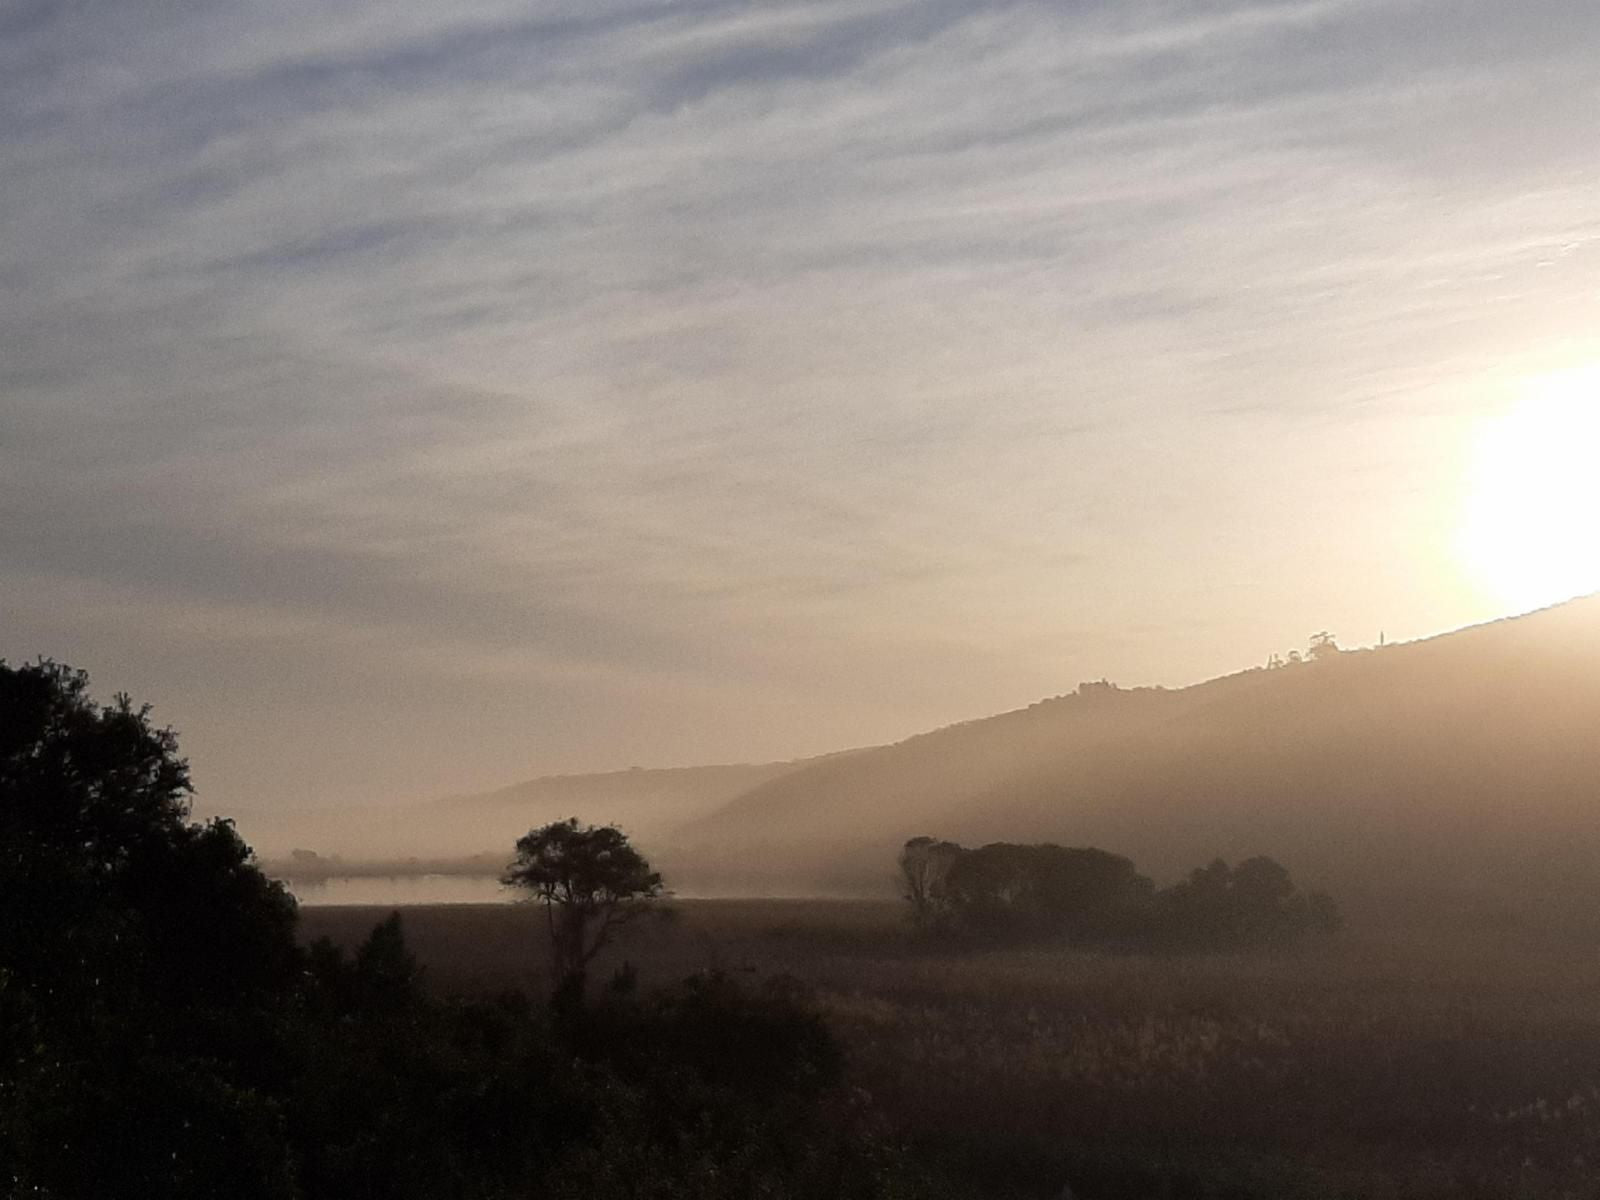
4, 0, 1599, 833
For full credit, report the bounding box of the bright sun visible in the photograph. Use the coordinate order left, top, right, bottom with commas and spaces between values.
1457, 366, 1600, 615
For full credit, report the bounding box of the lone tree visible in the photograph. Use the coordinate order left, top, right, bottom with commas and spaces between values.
502, 817, 664, 1001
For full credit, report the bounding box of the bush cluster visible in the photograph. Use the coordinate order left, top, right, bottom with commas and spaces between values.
899, 836, 1340, 950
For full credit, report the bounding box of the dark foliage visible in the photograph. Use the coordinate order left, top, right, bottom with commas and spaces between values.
901, 835, 1339, 951
1, 661, 300, 1014
502, 817, 665, 1001
897, 836, 963, 932
547, 972, 928, 1200
279, 933, 929, 1200
1, 661, 929, 1199
2, 659, 302, 1197
944, 842, 1154, 942
1149, 855, 1343, 950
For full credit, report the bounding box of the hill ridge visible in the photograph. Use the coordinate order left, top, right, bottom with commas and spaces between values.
663, 595, 1600, 906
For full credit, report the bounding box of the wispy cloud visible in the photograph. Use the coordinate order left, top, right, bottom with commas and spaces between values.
4, 0, 1599, 814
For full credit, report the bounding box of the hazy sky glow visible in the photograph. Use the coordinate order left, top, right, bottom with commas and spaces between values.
4, 0, 1599, 825
1457, 368, 1600, 615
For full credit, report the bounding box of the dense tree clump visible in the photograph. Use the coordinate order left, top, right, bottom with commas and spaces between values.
899, 835, 1339, 950
944, 843, 1154, 942
1150, 855, 1342, 950
1, 660, 303, 1197
0, 661, 930, 1199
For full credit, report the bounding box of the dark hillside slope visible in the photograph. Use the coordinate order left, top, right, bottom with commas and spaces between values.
659, 683, 1193, 893
678, 685, 1189, 844
676, 597, 1600, 913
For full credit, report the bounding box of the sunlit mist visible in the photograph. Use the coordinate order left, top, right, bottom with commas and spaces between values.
1458, 367, 1600, 614
13, 3, 1600, 1194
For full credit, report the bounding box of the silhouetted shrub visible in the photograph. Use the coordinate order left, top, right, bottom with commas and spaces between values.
945, 842, 1154, 942
901, 835, 1338, 952
550, 971, 926, 1200
1151, 856, 1342, 950
902, 837, 1154, 944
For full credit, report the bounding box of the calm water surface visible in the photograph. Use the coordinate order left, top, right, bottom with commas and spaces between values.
288, 875, 510, 906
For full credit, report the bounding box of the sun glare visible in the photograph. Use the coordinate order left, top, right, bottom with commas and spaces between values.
1457, 366, 1600, 615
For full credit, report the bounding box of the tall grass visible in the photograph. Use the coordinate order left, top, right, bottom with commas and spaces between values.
302, 901, 1600, 1198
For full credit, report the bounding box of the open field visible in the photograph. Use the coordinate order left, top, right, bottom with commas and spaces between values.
302, 900, 1600, 1199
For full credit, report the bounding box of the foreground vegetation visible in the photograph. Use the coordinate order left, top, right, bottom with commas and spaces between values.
0, 662, 928, 1199
304, 900, 1600, 1199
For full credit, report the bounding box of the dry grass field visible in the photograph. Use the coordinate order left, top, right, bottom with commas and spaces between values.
301, 900, 1600, 1199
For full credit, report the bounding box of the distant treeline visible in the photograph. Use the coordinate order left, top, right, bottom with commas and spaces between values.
899, 838, 1340, 950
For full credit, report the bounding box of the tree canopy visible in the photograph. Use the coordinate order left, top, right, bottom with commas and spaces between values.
1, 659, 301, 1195
943, 842, 1153, 941
1, 659, 301, 1009
502, 818, 665, 999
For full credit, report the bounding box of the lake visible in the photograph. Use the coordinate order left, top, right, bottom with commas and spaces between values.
287, 874, 511, 906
